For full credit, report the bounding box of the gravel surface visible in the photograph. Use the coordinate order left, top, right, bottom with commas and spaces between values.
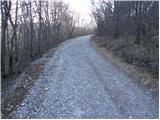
10, 35, 159, 118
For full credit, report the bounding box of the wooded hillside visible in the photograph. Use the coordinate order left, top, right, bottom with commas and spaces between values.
91, 1, 159, 71
1, 0, 91, 78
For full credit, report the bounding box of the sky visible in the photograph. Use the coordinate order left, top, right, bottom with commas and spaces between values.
9, 0, 96, 28
63, 0, 94, 27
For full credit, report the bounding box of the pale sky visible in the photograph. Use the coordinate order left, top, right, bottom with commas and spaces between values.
10, 0, 96, 27
63, 0, 94, 27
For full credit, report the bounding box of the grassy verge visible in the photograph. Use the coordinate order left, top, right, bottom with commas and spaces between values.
91, 35, 158, 101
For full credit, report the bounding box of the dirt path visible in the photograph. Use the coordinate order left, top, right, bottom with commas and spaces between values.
3, 35, 159, 118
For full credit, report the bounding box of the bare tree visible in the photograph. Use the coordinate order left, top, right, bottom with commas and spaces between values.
1, 0, 92, 78
1, 1, 11, 76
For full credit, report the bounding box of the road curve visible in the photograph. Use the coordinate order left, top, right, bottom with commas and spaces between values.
11, 35, 158, 118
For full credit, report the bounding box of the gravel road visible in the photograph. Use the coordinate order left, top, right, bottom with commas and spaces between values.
10, 35, 158, 119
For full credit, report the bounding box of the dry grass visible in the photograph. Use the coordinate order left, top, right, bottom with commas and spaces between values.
1, 63, 45, 118
1, 48, 57, 119
91, 36, 159, 101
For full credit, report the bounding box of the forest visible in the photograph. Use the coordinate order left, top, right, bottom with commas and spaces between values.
91, 1, 159, 72
2, 1, 158, 79
1, 0, 91, 78
1, 0, 159, 119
